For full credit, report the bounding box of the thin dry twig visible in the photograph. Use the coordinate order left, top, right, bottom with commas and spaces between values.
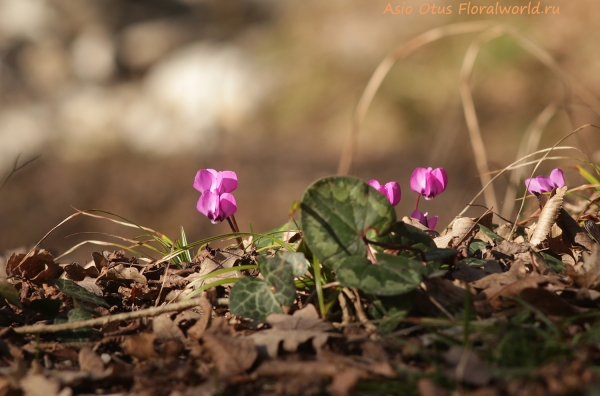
337, 21, 497, 175
501, 103, 558, 218
457, 145, 585, 218
12, 297, 227, 334
0, 153, 41, 194
509, 124, 600, 239
459, 26, 504, 212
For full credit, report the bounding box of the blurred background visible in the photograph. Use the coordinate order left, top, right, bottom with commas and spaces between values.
1, 0, 599, 263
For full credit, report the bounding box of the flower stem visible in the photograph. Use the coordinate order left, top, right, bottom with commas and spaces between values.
414, 193, 421, 211
227, 216, 244, 248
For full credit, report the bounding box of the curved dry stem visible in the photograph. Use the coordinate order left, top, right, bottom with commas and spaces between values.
457, 145, 584, 217
508, 124, 600, 239
459, 27, 505, 211
12, 296, 224, 334
500, 103, 558, 218
337, 21, 498, 175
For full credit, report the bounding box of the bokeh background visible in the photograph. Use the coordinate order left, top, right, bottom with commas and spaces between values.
1, 0, 599, 262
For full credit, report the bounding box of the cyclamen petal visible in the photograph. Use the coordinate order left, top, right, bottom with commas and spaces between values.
525, 169, 565, 194
382, 181, 401, 206
428, 215, 438, 230
410, 209, 438, 229
368, 179, 401, 206
367, 179, 382, 190
409, 168, 429, 194
196, 190, 220, 221
410, 167, 448, 200
194, 169, 218, 192
193, 169, 238, 194
218, 193, 237, 220
549, 168, 565, 188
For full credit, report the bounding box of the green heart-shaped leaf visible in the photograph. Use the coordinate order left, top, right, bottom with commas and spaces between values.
336, 253, 426, 296
229, 253, 303, 321
301, 176, 395, 269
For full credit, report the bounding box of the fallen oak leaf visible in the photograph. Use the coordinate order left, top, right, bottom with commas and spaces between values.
267, 304, 334, 331
249, 327, 336, 359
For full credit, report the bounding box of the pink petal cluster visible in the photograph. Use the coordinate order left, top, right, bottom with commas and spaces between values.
193, 169, 238, 224
410, 167, 448, 200
525, 168, 565, 194
410, 209, 438, 230
368, 179, 401, 206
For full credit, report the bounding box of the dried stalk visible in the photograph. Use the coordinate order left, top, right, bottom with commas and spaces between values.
13, 297, 226, 334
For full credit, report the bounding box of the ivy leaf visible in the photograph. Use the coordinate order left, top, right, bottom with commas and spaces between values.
0, 280, 22, 308
336, 254, 426, 296
229, 277, 283, 321
230, 254, 302, 321
278, 252, 309, 277
259, 256, 296, 306
55, 279, 109, 308
55, 308, 94, 342
301, 176, 395, 270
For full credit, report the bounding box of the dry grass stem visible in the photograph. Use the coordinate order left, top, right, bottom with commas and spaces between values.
459, 27, 505, 211
501, 103, 558, 219
13, 296, 221, 334
338, 21, 497, 175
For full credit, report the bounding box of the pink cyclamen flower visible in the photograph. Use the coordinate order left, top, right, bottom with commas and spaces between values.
410, 167, 448, 200
368, 179, 401, 206
525, 168, 565, 194
410, 209, 438, 230
193, 169, 238, 195
194, 169, 238, 224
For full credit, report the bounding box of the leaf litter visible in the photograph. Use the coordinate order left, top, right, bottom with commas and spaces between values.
4, 181, 600, 396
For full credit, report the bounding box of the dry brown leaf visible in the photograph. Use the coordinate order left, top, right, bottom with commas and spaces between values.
417, 378, 450, 396
123, 332, 159, 359
444, 346, 491, 386
152, 313, 186, 342
267, 304, 333, 331
106, 264, 147, 284
64, 262, 100, 281
434, 217, 477, 255
519, 288, 583, 316
484, 275, 558, 311
530, 187, 566, 247
493, 240, 530, 257
187, 248, 244, 288
567, 244, 600, 289
327, 367, 365, 396
78, 347, 104, 375
202, 331, 257, 378
471, 259, 528, 290
360, 340, 395, 377
254, 360, 337, 378
248, 328, 332, 359
20, 374, 61, 396
186, 295, 212, 341
6, 250, 62, 284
